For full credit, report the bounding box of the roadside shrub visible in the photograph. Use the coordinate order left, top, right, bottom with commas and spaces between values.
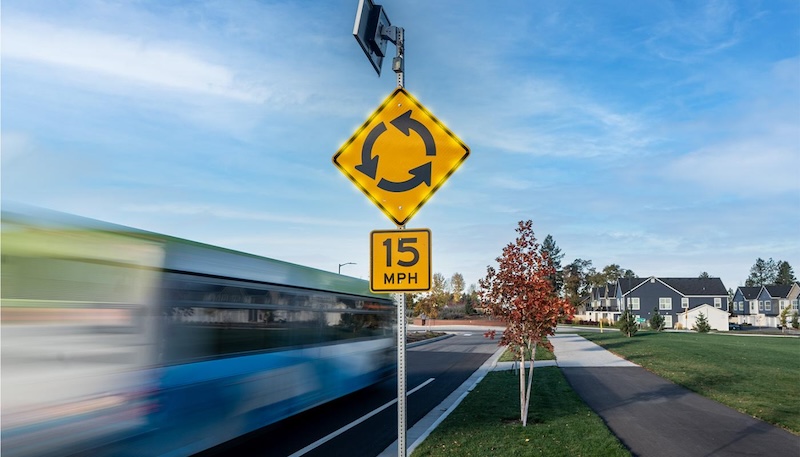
649, 307, 665, 332
779, 307, 791, 332
618, 308, 638, 337
792, 312, 799, 330
439, 305, 466, 320
694, 312, 711, 333
464, 301, 476, 315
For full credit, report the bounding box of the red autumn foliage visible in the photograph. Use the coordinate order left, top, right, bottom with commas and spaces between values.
479, 220, 574, 354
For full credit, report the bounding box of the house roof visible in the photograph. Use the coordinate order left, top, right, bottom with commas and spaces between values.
660, 278, 727, 296
591, 286, 603, 299
591, 284, 616, 299
617, 277, 646, 294
764, 285, 792, 299
736, 286, 761, 300
618, 277, 727, 296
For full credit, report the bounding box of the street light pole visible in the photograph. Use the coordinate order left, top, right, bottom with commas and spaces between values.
338, 262, 356, 274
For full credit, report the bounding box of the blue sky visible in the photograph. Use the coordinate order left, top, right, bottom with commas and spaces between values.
3, 0, 798, 292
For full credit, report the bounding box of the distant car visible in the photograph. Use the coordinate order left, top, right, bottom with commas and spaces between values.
729, 323, 742, 330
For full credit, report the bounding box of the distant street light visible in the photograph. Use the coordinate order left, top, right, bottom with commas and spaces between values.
338, 262, 356, 274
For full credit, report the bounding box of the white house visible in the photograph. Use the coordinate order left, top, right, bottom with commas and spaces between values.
676, 304, 729, 332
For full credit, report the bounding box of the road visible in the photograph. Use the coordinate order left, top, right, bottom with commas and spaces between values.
196, 332, 498, 457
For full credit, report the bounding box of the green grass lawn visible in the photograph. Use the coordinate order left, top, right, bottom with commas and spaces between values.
411, 367, 630, 456
581, 331, 800, 434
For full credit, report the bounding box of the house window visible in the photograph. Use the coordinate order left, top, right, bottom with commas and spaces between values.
759, 301, 764, 312
714, 297, 722, 309
780, 300, 788, 310
765, 300, 771, 311
681, 298, 689, 309
659, 297, 672, 310
664, 315, 673, 328
630, 297, 640, 310
793, 300, 799, 311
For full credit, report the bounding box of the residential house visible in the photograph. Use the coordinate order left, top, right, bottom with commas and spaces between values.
757, 285, 793, 328
616, 276, 729, 330
677, 304, 730, 332
586, 283, 620, 323
790, 282, 800, 317
731, 286, 762, 325
572, 294, 591, 320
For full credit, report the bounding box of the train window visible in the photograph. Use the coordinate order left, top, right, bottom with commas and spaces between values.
162, 306, 391, 363
159, 277, 393, 363
159, 275, 393, 363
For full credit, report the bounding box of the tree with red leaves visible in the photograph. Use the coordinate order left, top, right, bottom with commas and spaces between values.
479, 220, 574, 426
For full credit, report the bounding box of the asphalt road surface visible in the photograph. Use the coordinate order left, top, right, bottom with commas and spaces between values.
196, 332, 498, 457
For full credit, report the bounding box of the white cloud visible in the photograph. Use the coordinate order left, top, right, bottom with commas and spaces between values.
667, 57, 800, 198
645, 0, 744, 61
123, 203, 359, 228
669, 141, 799, 196
2, 17, 268, 102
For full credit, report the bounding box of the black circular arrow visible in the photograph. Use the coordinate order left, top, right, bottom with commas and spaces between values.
378, 162, 431, 192
390, 110, 436, 157
355, 122, 385, 179
354, 110, 436, 193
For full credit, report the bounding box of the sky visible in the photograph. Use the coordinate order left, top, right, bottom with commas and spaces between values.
2, 0, 799, 293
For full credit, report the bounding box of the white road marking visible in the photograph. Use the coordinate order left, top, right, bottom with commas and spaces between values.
288, 377, 436, 457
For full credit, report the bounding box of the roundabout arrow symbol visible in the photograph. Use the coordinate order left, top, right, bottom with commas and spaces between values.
391, 110, 436, 157
355, 109, 438, 193
355, 122, 386, 179
378, 162, 431, 192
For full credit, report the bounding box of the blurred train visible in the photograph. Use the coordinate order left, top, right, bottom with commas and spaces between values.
1, 207, 396, 457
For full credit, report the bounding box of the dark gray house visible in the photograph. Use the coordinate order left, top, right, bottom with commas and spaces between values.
756, 285, 793, 327
731, 286, 762, 324
615, 277, 728, 329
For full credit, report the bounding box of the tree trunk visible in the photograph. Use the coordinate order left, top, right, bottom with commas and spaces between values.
522, 341, 537, 426
518, 345, 526, 424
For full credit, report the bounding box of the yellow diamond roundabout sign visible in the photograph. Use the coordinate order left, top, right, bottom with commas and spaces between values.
333, 88, 470, 226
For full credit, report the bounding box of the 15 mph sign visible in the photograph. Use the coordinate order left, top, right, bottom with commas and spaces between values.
370, 229, 431, 292
333, 88, 470, 226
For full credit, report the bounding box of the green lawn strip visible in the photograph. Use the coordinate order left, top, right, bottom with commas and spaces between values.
581, 331, 800, 434
498, 341, 556, 362
411, 367, 630, 457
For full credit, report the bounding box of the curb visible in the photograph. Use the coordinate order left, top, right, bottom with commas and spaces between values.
407, 333, 455, 348
403, 344, 506, 456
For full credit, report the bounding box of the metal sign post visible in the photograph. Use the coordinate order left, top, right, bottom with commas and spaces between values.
347, 3, 468, 455
396, 291, 407, 456
352, 7, 410, 453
